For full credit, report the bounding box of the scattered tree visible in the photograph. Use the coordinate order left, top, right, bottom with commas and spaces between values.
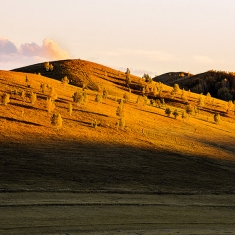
48, 87, 57, 101
142, 73, 152, 83
103, 88, 108, 99
125, 68, 131, 87
172, 109, 179, 119
156, 99, 161, 108
198, 95, 204, 108
73, 91, 84, 105
95, 93, 103, 103
116, 118, 125, 130
49, 63, 53, 71
44, 62, 50, 71
206, 92, 211, 104
172, 84, 180, 95
217, 87, 233, 101
30, 92, 37, 105
40, 83, 47, 93
116, 104, 125, 117
165, 107, 172, 117
2, 93, 10, 106
214, 113, 221, 124
181, 111, 187, 120
186, 104, 193, 115
26, 76, 30, 87
61, 76, 69, 85
51, 113, 63, 129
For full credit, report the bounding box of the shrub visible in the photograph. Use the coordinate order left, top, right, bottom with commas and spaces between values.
25, 76, 30, 86
83, 91, 88, 104
61, 76, 69, 85
119, 98, 124, 105
125, 68, 131, 87
44, 62, 50, 71
95, 93, 103, 103
165, 107, 171, 117
72, 91, 88, 105
48, 87, 57, 101
198, 96, 204, 108
116, 118, 125, 130
173, 84, 180, 94
214, 113, 220, 124
181, 111, 187, 120
30, 92, 37, 105
51, 113, 62, 129
142, 73, 152, 83
116, 104, 125, 117
91, 119, 100, 128
186, 104, 193, 115
40, 83, 47, 93
172, 109, 179, 119
103, 88, 108, 99
49, 64, 53, 71
156, 99, 161, 108
21, 90, 26, 101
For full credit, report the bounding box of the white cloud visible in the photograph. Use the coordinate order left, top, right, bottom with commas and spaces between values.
0, 38, 71, 70
0, 38, 18, 54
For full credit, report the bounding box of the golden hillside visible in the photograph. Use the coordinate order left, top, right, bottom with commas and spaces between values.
1, 63, 235, 194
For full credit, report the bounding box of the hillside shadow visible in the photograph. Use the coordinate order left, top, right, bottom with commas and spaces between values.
0, 138, 235, 194
0, 116, 43, 127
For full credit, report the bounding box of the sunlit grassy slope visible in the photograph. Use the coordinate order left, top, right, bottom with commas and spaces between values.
1, 63, 235, 194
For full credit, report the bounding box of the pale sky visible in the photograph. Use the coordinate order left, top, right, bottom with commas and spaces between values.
1, 0, 235, 76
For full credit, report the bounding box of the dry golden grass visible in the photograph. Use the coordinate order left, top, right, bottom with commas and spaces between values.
1, 67, 235, 234
0, 68, 235, 193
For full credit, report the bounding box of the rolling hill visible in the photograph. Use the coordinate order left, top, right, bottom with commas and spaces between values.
0, 60, 235, 194
1, 61, 235, 234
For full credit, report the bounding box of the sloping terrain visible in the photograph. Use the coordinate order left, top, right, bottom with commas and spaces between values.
0, 68, 235, 194
1, 66, 235, 234
153, 70, 235, 101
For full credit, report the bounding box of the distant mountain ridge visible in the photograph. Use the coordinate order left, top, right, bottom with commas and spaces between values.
153, 70, 235, 101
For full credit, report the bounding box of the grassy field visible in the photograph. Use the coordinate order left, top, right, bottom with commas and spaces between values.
1, 64, 235, 234
1, 192, 235, 235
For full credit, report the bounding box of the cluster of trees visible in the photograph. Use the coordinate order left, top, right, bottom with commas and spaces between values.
174, 70, 235, 101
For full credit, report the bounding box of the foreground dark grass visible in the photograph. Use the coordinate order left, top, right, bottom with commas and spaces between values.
1, 136, 235, 194
0, 192, 235, 235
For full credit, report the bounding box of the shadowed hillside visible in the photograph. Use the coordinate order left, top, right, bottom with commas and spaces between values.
154, 70, 235, 101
